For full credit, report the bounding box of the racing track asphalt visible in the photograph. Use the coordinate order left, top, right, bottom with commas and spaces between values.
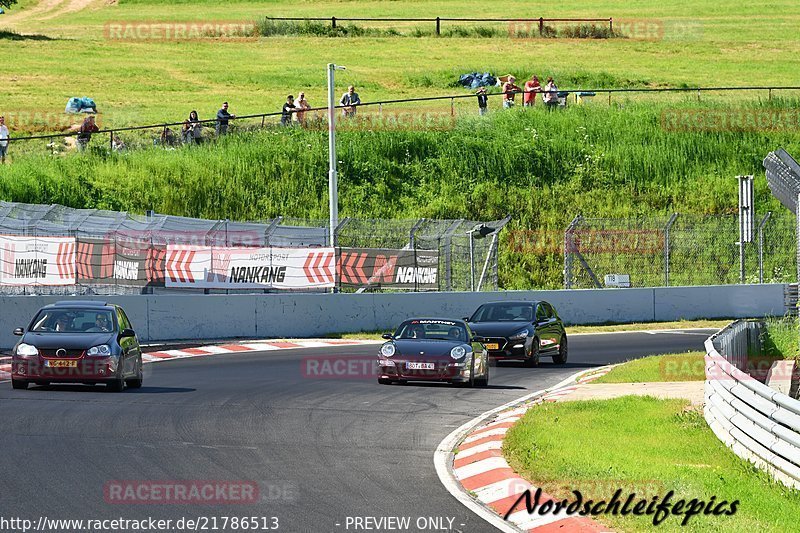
0, 329, 713, 533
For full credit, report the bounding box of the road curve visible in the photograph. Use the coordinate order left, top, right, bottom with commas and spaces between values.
0, 330, 712, 532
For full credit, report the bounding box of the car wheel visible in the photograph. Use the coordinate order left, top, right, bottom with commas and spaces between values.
475, 371, 490, 388
106, 371, 125, 392
11, 379, 28, 390
126, 359, 143, 389
524, 340, 540, 368
378, 378, 393, 385
553, 335, 568, 365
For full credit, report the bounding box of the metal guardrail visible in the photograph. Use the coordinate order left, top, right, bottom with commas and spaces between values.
6, 85, 800, 149
265, 16, 614, 36
704, 320, 800, 490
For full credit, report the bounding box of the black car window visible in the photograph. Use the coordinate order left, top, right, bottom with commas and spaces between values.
471, 304, 533, 322
543, 303, 555, 319
395, 320, 467, 341
31, 309, 115, 333
536, 305, 548, 321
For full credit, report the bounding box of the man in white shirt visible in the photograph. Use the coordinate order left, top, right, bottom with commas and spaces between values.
339, 86, 361, 118
0, 115, 8, 164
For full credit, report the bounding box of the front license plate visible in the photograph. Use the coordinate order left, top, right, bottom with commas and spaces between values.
407, 362, 435, 370
45, 360, 77, 368
485, 343, 500, 350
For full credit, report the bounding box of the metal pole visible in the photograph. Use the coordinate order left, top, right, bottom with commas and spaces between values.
664, 213, 678, 287
564, 215, 582, 289
757, 212, 771, 283
327, 63, 341, 247
469, 233, 475, 291
436, 17, 440, 35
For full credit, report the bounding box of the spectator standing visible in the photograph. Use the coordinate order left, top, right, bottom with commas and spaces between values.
502, 75, 521, 109
476, 87, 488, 116
76, 115, 99, 152
524, 75, 541, 107
543, 77, 559, 110
216, 102, 235, 136
0, 115, 8, 164
281, 95, 297, 126
295, 92, 311, 126
186, 110, 203, 144
340, 85, 361, 118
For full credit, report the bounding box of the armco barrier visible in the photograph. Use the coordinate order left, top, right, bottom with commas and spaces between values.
0, 284, 785, 350
704, 320, 800, 489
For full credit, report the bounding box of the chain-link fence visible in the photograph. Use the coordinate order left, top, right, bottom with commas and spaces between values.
564, 211, 796, 289
0, 202, 508, 295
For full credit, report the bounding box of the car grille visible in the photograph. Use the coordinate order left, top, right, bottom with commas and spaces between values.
39, 349, 85, 358
482, 337, 508, 350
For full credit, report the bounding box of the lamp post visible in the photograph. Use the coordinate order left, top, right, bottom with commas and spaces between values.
327, 63, 346, 246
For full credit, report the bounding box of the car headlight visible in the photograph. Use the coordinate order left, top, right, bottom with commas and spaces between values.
509, 328, 530, 340
87, 344, 112, 356
16, 343, 38, 356
380, 343, 396, 357
450, 346, 467, 359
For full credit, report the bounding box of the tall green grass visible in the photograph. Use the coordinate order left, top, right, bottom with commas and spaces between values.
1, 100, 798, 288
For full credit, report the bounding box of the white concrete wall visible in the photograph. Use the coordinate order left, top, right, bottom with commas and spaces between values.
0, 284, 786, 349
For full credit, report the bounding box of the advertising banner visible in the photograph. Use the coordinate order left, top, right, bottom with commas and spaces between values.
338, 248, 439, 290
0, 236, 75, 286
76, 238, 166, 287
165, 246, 335, 290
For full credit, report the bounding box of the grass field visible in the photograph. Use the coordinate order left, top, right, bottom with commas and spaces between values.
503, 396, 800, 532
593, 351, 706, 383
2, 1, 800, 289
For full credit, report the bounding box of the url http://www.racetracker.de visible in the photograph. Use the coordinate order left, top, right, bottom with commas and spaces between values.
0, 516, 281, 532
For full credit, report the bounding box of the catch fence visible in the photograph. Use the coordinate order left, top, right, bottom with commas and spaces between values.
559, 212, 796, 289
0, 202, 508, 295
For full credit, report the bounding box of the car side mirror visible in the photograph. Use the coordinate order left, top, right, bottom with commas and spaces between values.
13, 327, 24, 336
120, 328, 136, 338
381, 333, 393, 340
462, 317, 470, 322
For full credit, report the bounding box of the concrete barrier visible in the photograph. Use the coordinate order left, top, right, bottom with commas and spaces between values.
0, 284, 786, 349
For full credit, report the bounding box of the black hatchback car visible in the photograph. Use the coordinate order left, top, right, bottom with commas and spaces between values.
467, 300, 567, 367
11, 301, 143, 392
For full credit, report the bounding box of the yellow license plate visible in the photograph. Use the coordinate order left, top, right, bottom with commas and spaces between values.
46, 360, 77, 368
485, 343, 500, 350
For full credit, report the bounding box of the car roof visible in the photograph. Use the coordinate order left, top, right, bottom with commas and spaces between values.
402, 317, 468, 325
477, 300, 541, 306
46, 300, 114, 309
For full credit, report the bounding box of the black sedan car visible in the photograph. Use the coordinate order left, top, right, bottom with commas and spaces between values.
377, 318, 489, 387
467, 300, 567, 367
11, 300, 143, 392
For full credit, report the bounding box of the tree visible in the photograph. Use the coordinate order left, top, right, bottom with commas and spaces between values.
0, 0, 18, 9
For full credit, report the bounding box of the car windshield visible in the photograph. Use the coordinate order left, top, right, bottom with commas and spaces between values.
395, 320, 468, 342
30, 309, 116, 334
470, 304, 533, 322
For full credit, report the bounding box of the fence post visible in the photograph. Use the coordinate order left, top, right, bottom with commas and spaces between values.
757, 212, 771, 283
450, 98, 455, 117
563, 215, 582, 289
609, 17, 613, 34
436, 17, 440, 36
664, 213, 678, 287
331, 16, 336, 29
538, 17, 543, 36
608, 92, 612, 106
769, 88, 772, 101
109, 131, 114, 152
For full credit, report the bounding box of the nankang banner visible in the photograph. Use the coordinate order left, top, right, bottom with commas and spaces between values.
338, 248, 439, 290
76, 238, 166, 287
0, 236, 75, 286
165, 246, 335, 290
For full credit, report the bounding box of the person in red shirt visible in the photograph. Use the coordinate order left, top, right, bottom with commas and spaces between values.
502, 75, 521, 109
524, 75, 541, 107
